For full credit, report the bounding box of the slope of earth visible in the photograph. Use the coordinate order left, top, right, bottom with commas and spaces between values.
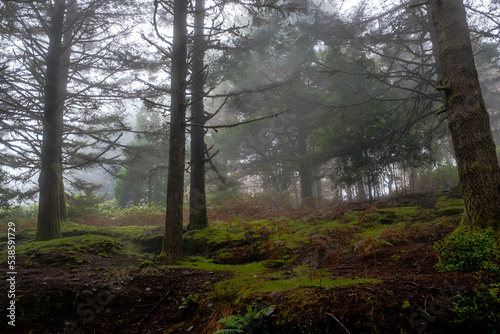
0, 191, 490, 333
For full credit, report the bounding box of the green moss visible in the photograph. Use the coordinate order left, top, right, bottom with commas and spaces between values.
174, 258, 379, 300
359, 223, 400, 238
263, 255, 295, 268
139, 260, 156, 268
254, 276, 380, 293
451, 283, 500, 332
435, 228, 500, 274
435, 206, 464, 217
185, 219, 350, 258
177, 257, 267, 275
389, 206, 421, 215
183, 225, 248, 255
435, 196, 464, 209
2, 234, 122, 267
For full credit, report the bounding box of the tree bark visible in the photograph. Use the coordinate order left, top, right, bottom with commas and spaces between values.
429, 0, 500, 230
187, 0, 208, 231
58, 0, 77, 222
356, 175, 366, 202
314, 176, 322, 199
36, 0, 66, 241
297, 122, 313, 200
161, 0, 188, 260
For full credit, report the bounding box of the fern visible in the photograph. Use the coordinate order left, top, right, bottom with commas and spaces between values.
216, 304, 275, 334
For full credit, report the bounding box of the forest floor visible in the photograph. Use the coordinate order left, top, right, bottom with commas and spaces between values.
0, 191, 493, 334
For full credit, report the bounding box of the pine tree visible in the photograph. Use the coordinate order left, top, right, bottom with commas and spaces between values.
428, 0, 500, 229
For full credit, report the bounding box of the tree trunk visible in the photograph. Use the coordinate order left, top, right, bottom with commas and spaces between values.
297, 122, 313, 200
161, 0, 188, 260
429, 0, 500, 230
187, 0, 208, 231
392, 165, 398, 195
36, 0, 66, 241
58, 0, 77, 223
314, 177, 322, 199
367, 172, 374, 202
345, 186, 353, 202
356, 175, 366, 202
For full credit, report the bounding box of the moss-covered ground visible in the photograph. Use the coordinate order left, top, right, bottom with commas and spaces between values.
0, 191, 486, 333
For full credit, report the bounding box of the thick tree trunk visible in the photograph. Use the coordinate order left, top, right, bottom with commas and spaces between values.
429, 0, 500, 230
36, 0, 66, 241
187, 0, 208, 231
161, 0, 188, 260
58, 0, 77, 222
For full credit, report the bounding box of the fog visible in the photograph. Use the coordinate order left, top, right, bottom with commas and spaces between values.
1, 0, 499, 210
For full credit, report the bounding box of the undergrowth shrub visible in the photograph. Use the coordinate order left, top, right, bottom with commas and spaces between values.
0, 204, 38, 227
354, 236, 394, 257
435, 229, 500, 331
67, 192, 103, 218
98, 199, 164, 217
72, 200, 166, 226
435, 229, 500, 274
2, 204, 38, 219
451, 283, 500, 333
209, 194, 296, 221
216, 303, 275, 334
208, 193, 348, 222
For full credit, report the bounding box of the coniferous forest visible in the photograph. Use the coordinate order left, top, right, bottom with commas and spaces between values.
1, 0, 500, 333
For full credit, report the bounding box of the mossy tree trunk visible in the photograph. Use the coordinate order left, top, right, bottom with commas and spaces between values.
161, 0, 188, 261
429, 0, 500, 230
187, 0, 209, 231
36, 0, 66, 241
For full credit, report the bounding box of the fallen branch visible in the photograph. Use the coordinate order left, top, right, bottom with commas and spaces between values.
325, 312, 352, 334
138, 272, 186, 325
334, 266, 354, 270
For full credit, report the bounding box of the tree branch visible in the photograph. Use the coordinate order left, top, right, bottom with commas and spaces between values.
189, 110, 287, 130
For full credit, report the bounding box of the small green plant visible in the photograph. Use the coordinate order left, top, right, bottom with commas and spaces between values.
216, 303, 275, 334
402, 300, 411, 309
435, 228, 500, 274
451, 283, 500, 333
179, 293, 199, 309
